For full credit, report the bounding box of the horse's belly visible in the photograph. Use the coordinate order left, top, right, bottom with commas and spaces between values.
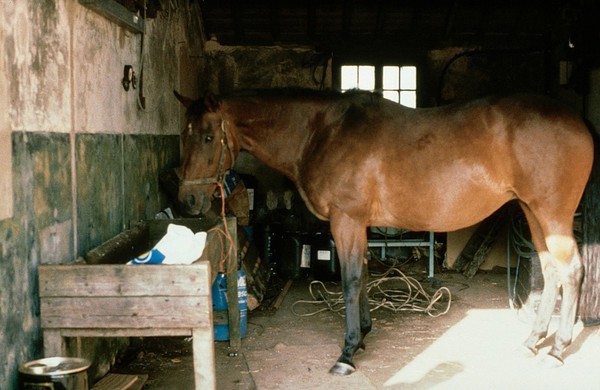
369, 179, 516, 232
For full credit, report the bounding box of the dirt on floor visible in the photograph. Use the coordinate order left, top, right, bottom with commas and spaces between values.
109, 258, 600, 390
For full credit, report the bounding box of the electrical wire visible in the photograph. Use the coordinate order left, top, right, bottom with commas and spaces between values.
292, 266, 451, 318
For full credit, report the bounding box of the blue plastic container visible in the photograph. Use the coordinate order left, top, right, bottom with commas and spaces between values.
212, 271, 248, 341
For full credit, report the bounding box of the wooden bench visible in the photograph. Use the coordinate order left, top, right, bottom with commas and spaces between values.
38, 217, 239, 390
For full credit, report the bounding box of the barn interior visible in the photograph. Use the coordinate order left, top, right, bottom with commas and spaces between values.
2, 1, 600, 389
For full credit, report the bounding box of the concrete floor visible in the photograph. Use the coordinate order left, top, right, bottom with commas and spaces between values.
113, 263, 600, 389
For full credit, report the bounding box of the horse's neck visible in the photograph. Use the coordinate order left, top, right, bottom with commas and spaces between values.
226, 100, 311, 181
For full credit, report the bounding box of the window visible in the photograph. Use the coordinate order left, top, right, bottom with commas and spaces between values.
341, 65, 375, 91
340, 65, 417, 108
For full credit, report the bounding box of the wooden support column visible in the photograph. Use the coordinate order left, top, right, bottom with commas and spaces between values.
581, 148, 600, 326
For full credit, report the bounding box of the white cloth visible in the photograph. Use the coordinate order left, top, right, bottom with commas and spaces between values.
129, 223, 207, 265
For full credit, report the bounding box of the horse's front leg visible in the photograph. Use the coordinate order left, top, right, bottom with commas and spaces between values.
357, 256, 372, 352
328, 211, 370, 375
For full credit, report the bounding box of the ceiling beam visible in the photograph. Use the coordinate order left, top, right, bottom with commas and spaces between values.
342, 0, 353, 39
307, 0, 316, 42
231, 1, 244, 43
375, 0, 386, 39
269, 0, 281, 42
445, 0, 459, 38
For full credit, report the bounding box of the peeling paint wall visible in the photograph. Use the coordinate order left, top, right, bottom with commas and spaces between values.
0, 14, 13, 220
0, 1, 202, 388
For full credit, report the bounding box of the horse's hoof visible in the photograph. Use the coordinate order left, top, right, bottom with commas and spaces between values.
518, 344, 537, 358
329, 361, 356, 376
521, 339, 539, 356
541, 354, 564, 369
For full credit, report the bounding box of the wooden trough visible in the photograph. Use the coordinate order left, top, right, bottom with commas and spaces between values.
38, 217, 238, 390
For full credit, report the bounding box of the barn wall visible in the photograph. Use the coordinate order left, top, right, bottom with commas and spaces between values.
425, 47, 548, 105
0, 1, 202, 388
589, 69, 600, 129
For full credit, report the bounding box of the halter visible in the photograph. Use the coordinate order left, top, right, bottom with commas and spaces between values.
179, 119, 236, 187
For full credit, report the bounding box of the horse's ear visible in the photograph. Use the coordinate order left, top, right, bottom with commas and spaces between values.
173, 90, 194, 108
203, 91, 220, 113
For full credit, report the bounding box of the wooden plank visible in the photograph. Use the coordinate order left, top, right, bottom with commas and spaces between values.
193, 328, 216, 390
39, 263, 210, 297
91, 373, 148, 390
84, 221, 149, 265
57, 328, 195, 337
271, 279, 293, 310
40, 297, 210, 329
453, 207, 507, 277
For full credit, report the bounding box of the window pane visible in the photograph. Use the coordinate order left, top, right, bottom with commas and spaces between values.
400, 91, 417, 108
383, 66, 399, 89
341, 66, 358, 90
383, 90, 399, 103
358, 65, 375, 90
400, 66, 417, 90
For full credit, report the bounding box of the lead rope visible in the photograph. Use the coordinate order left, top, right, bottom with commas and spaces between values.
212, 121, 236, 272
206, 180, 236, 273
292, 266, 452, 318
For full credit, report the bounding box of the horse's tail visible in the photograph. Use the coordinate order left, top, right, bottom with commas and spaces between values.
580, 120, 600, 326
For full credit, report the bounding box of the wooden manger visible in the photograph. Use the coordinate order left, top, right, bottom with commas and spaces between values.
38, 217, 238, 390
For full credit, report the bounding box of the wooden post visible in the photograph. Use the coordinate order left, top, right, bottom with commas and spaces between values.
193, 328, 216, 389
225, 217, 241, 351
43, 329, 65, 357
581, 148, 600, 326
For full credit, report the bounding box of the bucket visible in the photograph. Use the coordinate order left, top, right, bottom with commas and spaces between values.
18, 357, 90, 390
212, 271, 248, 341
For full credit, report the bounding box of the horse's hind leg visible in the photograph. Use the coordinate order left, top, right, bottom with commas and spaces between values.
546, 234, 582, 364
519, 203, 582, 365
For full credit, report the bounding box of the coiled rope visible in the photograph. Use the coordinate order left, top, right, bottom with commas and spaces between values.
292, 266, 452, 318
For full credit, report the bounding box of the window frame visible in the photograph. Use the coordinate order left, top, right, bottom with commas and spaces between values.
338, 63, 418, 108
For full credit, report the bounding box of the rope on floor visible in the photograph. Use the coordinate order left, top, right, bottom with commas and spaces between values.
291, 266, 452, 318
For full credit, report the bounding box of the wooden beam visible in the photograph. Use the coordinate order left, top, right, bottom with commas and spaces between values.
306, 0, 316, 41
342, 0, 353, 39
375, 0, 386, 39
444, 0, 459, 38
269, 0, 281, 42
231, 0, 244, 43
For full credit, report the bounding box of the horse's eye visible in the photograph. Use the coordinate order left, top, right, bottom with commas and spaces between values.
204, 135, 214, 144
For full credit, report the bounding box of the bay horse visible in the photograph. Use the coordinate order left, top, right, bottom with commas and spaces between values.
174, 88, 594, 374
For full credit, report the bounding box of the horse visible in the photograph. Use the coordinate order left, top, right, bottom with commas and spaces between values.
173, 88, 594, 375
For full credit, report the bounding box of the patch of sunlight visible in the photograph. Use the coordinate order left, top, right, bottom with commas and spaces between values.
383, 309, 598, 389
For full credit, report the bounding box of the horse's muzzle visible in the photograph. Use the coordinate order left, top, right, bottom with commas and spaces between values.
178, 190, 211, 216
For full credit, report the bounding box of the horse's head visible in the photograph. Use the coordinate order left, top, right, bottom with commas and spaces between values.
174, 90, 236, 215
